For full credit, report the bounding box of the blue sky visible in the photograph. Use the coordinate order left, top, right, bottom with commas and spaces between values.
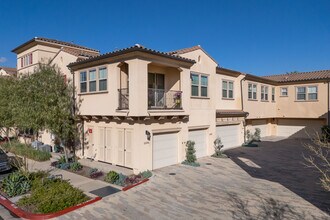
1, 0, 329, 76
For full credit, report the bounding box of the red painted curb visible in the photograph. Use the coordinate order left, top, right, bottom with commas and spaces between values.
122, 178, 149, 191
0, 195, 101, 219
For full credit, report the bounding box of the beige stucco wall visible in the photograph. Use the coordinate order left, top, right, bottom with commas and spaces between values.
243, 80, 277, 119
276, 82, 328, 119
216, 74, 244, 110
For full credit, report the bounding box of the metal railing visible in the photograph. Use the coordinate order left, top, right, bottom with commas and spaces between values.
118, 88, 129, 109
148, 89, 182, 109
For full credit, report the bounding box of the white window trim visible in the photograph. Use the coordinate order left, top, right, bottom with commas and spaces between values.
98, 67, 108, 91
261, 85, 269, 101
295, 85, 318, 101
280, 87, 288, 97
222, 80, 234, 99
271, 87, 275, 102
79, 71, 87, 93
248, 83, 258, 100
191, 72, 209, 98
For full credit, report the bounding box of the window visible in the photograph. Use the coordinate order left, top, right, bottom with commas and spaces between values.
191, 74, 199, 96
272, 87, 275, 102
99, 68, 107, 91
20, 53, 33, 68
296, 86, 318, 101
89, 70, 97, 92
280, 87, 288, 96
261, 85, 269, 101
248, 83, 257, 100
80, 71, 87, 93
191, 73, 208, 97
222, 80, 234, 99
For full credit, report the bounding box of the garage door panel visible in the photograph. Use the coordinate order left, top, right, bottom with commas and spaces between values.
188, 129, 207, 158
153, 132, 178, 169
277, 119, 323, 138
216, 125, 240, 150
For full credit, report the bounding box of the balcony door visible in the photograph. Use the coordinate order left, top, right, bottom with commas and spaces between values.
148, 73, 165, 108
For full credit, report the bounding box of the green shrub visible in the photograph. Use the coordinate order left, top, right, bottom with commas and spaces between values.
181, 140, 200, 167
58, 155, 66, 164
113, 173, 127, 186
104, 171, 119, 183
17, 178, 89, 214
1, 171, 31, 197
1, 141, 51, 161
70, 162, 82, 172
140, 170, 152, 179
181, 161, 200, 167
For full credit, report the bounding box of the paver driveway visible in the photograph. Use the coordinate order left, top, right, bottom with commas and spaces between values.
58, 138, 329, 220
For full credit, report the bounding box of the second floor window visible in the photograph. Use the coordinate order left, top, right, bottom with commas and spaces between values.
20, 53, 33, 68
89, 70, 97, 92
99, 68, 107, 91
248, 83, 257, 100
272, 87, 275, 102
296, 86, 318, 101
222, 80, 234, 99
280, 87, 288, 96
80, 71, 87, 93
191, 73, 208, 97
261, 85, 269, 101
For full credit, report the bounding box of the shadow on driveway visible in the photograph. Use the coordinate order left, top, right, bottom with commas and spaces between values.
225, 138, 330, 215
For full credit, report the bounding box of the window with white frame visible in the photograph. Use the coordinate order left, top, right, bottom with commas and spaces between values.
272, 87, 275, 102
248, 83, 257, 100
89, 69, 97, 92
296, 86, 318, 101
191, 73, 208, 97
80, 71, 87, 93
261, 85, 269, 101
98, 67, 107, 91
222, 80, 234, 99
20, 53, 33, 68
280, 87, 288, 96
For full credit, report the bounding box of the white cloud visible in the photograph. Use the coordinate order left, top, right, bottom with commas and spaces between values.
0, 57, 7, 63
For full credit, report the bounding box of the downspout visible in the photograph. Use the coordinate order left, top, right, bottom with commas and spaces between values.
240, 76, 248, 143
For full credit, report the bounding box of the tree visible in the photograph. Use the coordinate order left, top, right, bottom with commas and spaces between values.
14, 63, 78, 161
0, 76, 16, 144
304, 132, 330, 192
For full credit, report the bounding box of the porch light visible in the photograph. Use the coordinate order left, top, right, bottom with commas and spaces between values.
145, 130, 151, 141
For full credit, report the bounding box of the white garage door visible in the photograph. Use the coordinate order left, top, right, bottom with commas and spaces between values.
153, 132, 178, 170
277, 119, 324, 138
216, 124, 240, 150
188, 129, 207, 158
251, 120, 268, 137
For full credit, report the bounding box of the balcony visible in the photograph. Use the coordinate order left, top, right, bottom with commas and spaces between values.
148, 89, 182, 110
118, 88, 129, 110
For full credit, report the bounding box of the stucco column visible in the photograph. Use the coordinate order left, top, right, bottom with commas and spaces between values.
180, 67, 191, 115
126, 59, 151, 116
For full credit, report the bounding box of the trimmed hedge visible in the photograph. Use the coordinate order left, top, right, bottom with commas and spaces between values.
1, 141, 51, 161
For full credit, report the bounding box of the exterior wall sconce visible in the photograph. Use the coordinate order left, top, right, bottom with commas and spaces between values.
145, 130, 151, 141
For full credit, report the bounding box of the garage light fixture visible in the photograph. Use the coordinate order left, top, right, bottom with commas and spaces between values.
145, 130, 151, 141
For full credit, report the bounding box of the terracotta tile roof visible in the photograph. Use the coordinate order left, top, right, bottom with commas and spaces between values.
0, 67, 17, 76
61, 47, 97, 59
12, 37, 99, 53
68, 44, 195, 68
168, 45, 202, 55
216, 110, 248, 117
168, 45, 218, 64
262, 70, 330, 82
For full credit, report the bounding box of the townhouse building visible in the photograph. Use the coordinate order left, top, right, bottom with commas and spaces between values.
11, 37, 330, 173
0, 67, 16, 77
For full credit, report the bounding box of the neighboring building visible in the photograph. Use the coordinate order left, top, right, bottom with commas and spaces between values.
11, 37, 100, 144
0, 67, 17, 77
12, 37, 100, 79
243, 70, 330, 138
11, 37, 330, 173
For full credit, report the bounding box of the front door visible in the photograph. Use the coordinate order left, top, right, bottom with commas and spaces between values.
117, 128, 133, 168
148, 73, 165, 108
